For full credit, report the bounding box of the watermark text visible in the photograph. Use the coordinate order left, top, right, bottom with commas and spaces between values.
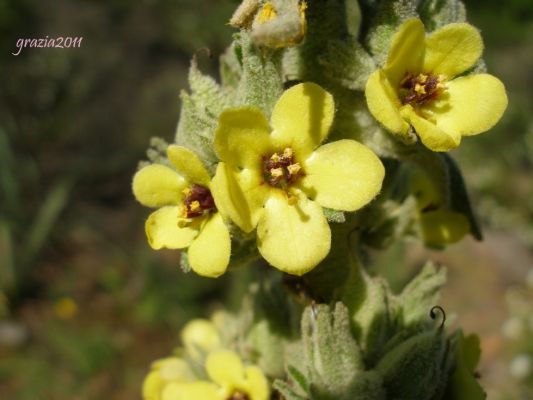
12, 36, 83, 56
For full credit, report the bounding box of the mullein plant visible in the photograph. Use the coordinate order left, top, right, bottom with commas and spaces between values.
133, 0, 508, 398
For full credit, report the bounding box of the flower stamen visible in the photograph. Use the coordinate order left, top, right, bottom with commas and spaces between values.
400, 72, 447, 107
227, 391, 250, 400
179, 184, 216, 218
262, 148, 303, 188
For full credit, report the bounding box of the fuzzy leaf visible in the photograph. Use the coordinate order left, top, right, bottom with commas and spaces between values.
318, 38, 376, 91
300, 302, 367, 398
175, 62, 233, 170
342, 261, 394, 364
443, 332, 486, 400
287, 365, 310, 394
376, 330, 448, 400
323, 208, 346, 224
235, 33, 283, 116
273, 379, 309, 400
418, 0, 466, 31
364, 0, 419, 65
398, 262, 447, 329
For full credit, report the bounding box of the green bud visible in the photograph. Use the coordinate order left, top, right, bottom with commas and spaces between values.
376, 330, 448, 400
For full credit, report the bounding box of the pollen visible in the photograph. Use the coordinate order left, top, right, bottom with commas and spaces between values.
400, 72, 447, 107
262, 147, 303, 188
257, 2, 277, 24
271, 167, 283, 177
180, 184, 216, 219
287, 163, 301, 175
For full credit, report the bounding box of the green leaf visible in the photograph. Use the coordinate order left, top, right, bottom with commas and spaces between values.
318, 38, 376, 91
440, 153, 483, 240
323, 208, 346, 224
398, 262, 447, 330
418, 0, 466, 31
273, 379, 309, 400
299, 302, 367, 398
443, 332, 486, 400
235, 33, 283, 116
376, 330, 448, 400
287, 365, 310, 393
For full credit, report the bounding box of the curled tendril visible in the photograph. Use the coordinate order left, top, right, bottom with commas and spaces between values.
429, 305, 446, 329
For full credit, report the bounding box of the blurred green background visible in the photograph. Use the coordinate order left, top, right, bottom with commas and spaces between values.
0, 0, 531, 398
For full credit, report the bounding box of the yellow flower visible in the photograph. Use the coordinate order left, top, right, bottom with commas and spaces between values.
365, 18, 508, 152
53, 297, 78, 320
410, 168, 469, 246
211, 82, 384, 275
143, 357, 195, 400
161, 350, 269, 400
180, 319, 221, 359
132, 146, 231, 278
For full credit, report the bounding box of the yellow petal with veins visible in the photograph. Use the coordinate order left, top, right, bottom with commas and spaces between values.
145, 206, 199, 249
133, 164, 187, 208
420, 209, 470, 247
424, 23, 483, 78
384, 18, 425, 86
211, 163, 269, 233
401, 106, 461, 152
245, 366, 270, 400
428, 74, 507, 137
162, 382, 219, 400
365, 70, 410, 136
257, 191, 330, 275
167, 145, 211, 187
180, 319, 220, 355
270, 83, 334, 158
205, 350, 246, 388
215, 107, 273, 169
298, 140, 384, 211
188, 213, 231, 278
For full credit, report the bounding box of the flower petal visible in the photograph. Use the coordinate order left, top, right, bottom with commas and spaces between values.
188, 213, 231, 278
205, 350, 246, 388
157, 358, 194, 382
297, 140, 384, 211
424, 23, 483, 77
211, 163, 269, 233
365, 70, 410, 136
143, 370, 164, 400
420, 209, 470, 246
215, 107, 273, 168
245, 366, 270, 400
270, 82, 334, 157
162, 382, 219, 400
181, 319, 220, 355
384, 18, 425, 85
145, 206, 199, 250
428, 74, 507, 137
257, 191, 330, 275
167, 145, 211, 187
133, 164, 187, 208
401, 106, 461, 152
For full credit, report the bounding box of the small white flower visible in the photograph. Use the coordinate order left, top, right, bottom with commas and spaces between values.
509, 354, 532, 380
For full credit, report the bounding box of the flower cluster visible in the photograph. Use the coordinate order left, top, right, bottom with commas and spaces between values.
133, 82, 384, 276
366, 18, 507, 152
143, 319, 269, 400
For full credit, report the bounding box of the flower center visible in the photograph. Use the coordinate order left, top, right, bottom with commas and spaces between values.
399, 72, 447, 107
179, 184, 216, 218
262, 147, 303, 188
227, 391, 250, 400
